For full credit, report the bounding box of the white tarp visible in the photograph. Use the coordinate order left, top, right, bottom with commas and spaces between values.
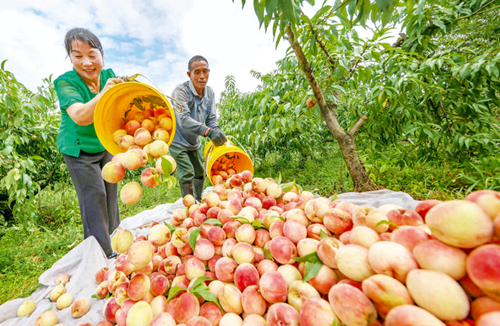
0, 189, 420, 326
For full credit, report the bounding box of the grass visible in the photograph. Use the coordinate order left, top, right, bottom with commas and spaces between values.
0, 146, 493, 305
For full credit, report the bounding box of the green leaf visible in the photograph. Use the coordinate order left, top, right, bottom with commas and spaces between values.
375, 0, 393, 12
304, 260, 323, 282
320, 229, 329, 239
293, 251, 320, 263
251, 220, 268, 230
374, 220, 399, 229
161, 156, 174, 175
203, 218, 222, 226
189, 227, 201, 251
166, 286, 185, 303
196, 289, 223, 311
281, 180, 296, 192
265, 0, 279, 16
230, 216, 251, 224
263, 248, 274, 261
164, 222, 177, 234
189, 276, 213, 291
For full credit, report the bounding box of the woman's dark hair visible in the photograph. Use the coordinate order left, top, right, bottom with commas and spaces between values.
188, 55, 209, 71
64, 28, 104, 57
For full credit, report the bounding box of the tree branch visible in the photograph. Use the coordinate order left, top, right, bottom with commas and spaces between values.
455, 0, 497, 21
349, 115, 367, 136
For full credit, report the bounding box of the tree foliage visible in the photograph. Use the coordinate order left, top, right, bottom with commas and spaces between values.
0, 61, 65, 222
222, 0, 500, 192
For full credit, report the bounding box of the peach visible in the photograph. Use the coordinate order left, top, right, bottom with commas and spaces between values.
158, 116, 173, 130
268, 219, 285, 239
426, 200, 493, 248
159, 255, 182, 275
194, 238, 215, 261
219, 313, 243, 326
287, 280, 320, 311
262, 195, 277, 210
328, 283, 377, 326
186, 316, 212, 326
150, 273, 170, 296
323, 207, 353, 234
150, 295, 167, 317
102, 161, 126, 183
385, 305, 446, 326
112, 129, 128, 143
96, 280, 110, 299
126, 240, 153, 271
17, 299, 36, 317
206, 206, 221, 220
171, 227, 189, 248
306, 223, 331, 240
296, 238, 319, 257
153, 127, 170, 144
415, 199, 442, 220
215, 257, 238, 283
118, 134, 135, 150
335, 244, 375, 282
56, 273, 70, 285
284, 208, 309, 227
184, 257, 206, 280
252, 178, 268, 193
282, 219, 307, 244
56, 292, 73, 310
257, 259, 278, 276
33, 311, 58, 326
339, 230, 351, 244
471, 296, 500, 321
407, 269, 470, 321
119, 149, 143, 170
240, 170, 253, 183
349, 226, 380, 248
259, 271, 288, 304
390, 225, 432, 251
120, 181, 142, 205
477, 311, 500, 326
266, 303, 300, 326
49, 284, 66, 302
126, 301, 153, 326
304, 197, 330, 223
141, 118, 155, 132
299, 298, 339, 326
222, 237, 237, 257
368, 241, 419, 283
148, 139, 169, 159
243, 314, 267, 325
148, 224, 171, 247
95, 266, 109, 284
269, 236, 297, 264
466, 244, 500, 301
219, 284, 243, 314
275, 264, 302, 289
141, 167, 160, 188
206, 192, 221, 208
227, 199, 243, 215
128, 273, 151, 301
305, 264, 338, 295
254, 229, 271, 248
465, 190, 500, 219
208, 279, 225, 298
200, 302, 223, 326
150, 312, 176, 326
208, 255, 221, 273
459, 273, 485, 298
103, 297, 120, 323
129, 147, 148, 166
174, 292, 201, 324
241, 285, 267, 316
134, 127, 152, 146
232, 241, 255, 264
362, 274, 413, 317
111, 229, 134, 254
70, 297, 90, 318
353, 206, 389, 233
387, 208, 424, 229
234, 263, 260, 292
316, 237, 343, 269
229, 174, 243, 188
413, 239, 467, 280
266, 183, 283, 199
235, 223, 256, 244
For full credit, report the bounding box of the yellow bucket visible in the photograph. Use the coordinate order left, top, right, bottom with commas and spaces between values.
204, 138, 254, 185
94, 79, 177, 155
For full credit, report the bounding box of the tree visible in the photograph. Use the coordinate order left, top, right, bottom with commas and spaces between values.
230, 0, 500, 192
0, 61, 65, 222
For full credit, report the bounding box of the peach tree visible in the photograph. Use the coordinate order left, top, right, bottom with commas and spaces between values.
224, 0, 500, 192
0, 61, 64, 222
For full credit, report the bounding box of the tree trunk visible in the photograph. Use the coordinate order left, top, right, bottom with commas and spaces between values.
286, 25, 377, 192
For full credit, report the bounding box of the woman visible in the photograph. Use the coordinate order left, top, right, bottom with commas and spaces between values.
54, 28, 124, 258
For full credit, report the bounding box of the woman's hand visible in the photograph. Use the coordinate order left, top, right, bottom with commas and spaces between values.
102, 78, 124, 93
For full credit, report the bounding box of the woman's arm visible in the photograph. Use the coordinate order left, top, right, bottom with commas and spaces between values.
67, 78, 124, 126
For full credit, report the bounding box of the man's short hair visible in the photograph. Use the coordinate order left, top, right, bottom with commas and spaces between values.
188, 55, 209, 71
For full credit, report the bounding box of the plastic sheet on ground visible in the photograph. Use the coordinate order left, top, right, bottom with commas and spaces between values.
0, 189, 420, 326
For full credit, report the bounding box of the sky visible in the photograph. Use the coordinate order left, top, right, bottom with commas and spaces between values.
0, 0, 294, 100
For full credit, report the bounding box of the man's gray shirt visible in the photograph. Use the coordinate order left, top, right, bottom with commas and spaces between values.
170, 80, 220, 151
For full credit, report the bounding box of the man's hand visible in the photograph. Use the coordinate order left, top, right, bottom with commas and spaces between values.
207, 128, 227, 146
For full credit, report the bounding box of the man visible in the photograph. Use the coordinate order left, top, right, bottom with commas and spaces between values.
169, 55, 227, 202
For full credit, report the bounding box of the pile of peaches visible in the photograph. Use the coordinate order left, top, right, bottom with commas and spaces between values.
101, 104, 177, 205
95, 171, 500, 326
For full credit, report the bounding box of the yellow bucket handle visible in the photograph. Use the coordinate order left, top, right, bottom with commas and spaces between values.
121, 73, 183, 113
203, 135, 253, 181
